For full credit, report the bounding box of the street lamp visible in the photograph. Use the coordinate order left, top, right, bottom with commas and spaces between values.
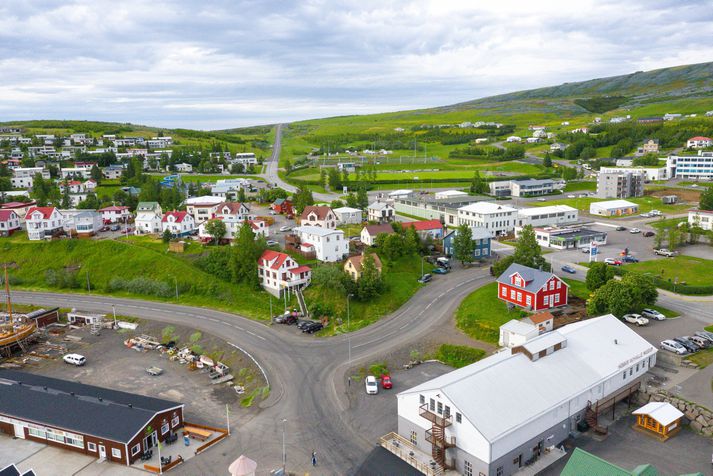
281, 418, 287, 473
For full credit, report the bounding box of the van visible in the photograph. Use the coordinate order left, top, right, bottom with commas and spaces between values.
63, 354, 86, 366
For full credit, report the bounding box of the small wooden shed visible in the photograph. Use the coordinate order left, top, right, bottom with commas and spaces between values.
633, 402, 683, 440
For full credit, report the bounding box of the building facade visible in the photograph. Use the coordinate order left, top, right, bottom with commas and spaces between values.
515, 205, 578, 228
293, 226, 349, 262
689, 209, 713, 231
496, 263, 568, 311
589, 200, 639, 216
596, 171, 645, 198
457, 202, 517, 237
300, 206, 338, 229
25, 207, 64, 240
442, 226, 491, 259
258, 250, 311, 297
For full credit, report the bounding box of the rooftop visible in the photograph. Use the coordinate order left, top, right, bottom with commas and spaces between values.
458, 201, 517, 214
293, 225, 344, 237
517, 205, 577, 216
591, 199, 638, 208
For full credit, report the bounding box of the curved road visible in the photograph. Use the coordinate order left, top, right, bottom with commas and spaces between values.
13, 267, 493, 475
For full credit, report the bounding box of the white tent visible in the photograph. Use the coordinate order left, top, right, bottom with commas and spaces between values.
229, 455, 257, 476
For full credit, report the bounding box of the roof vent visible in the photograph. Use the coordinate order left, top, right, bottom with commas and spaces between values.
614, 339, 619, 345
128, 403, 133, 408
98, 397, 103, 401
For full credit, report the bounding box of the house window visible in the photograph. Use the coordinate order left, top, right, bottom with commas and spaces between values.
554, 294, 560, 304
437, 402, 443, 415
456, 412, 462, 423
496, 466, 504, 476
544, 295, 549, 306
131, 443, 141, 456
557, 280, 561, 289
410, 431, 417, 445
629, 368, 633, 376
87, 442, 97, 452
65, 433, 84, 448
28, 427, 45, 439
429, 398, 435, 411
111, 448, 121, 459
464, 460, 473, 476
501, 287, 507, 297
419, 394, 425, 405
623, 372, 627, 380
550, 281, 555, 290
510, 290, 516, 299
444, 405, 450, 419
526, 295, 532, 306
516, 292, 522, 302
171, 415, 180, 428
161, 423, 169, 435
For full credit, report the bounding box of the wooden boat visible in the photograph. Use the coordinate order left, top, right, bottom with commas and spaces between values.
0, 322, 37, 348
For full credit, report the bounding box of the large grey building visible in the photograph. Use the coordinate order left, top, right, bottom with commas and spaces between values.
596, 171, 644, 198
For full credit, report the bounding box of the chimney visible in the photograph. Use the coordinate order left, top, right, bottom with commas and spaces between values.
614, 339, 618, 345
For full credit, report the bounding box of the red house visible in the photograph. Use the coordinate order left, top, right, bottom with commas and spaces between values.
496, 263, 568, 311
271, 198, 293, 216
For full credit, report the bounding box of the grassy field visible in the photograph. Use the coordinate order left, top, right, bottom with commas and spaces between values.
563, 278, 591, 300
176, 174, 262, 184
563, 181, 597, 192
623, 256, 713, 287
455, 282, 526, 344
431, 344, 486, 368
687, 348, 713, 369
529, 195, 691, 215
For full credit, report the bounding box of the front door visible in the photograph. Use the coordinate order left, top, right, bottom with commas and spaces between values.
98, 444, 106, 459
13, 423, 24, 439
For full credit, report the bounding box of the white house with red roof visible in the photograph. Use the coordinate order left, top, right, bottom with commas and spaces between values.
300, 205, 338, 229
402, 219, 444, 239
162, 211, 195, 237
0, 210, 21, 236
25, 207, 65, 240
1, 201, 36, 224
59, 180, 87, 194
184, 196, 225, 224
496, 263, 568, 311
258, 249, 311, 297
98, 205, 130, 224
686, 136, 712, 149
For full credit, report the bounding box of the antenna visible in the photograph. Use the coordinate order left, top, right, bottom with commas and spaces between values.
1, 262, 18, 324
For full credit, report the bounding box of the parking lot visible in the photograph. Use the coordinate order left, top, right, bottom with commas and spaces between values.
248, 203, 297, 247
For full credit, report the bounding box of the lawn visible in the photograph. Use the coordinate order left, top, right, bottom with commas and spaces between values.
648, 217, 687, 230
529, 196, 691, 215
563, 278, 591, 300
563, 181, 597, 192
687, 349, 713, 369
171, 174, 261, 184
624, 256, 713, 287
455, 282, 526, 344
431, 344, 486, 368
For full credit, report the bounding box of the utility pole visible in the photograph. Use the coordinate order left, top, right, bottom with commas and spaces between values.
282, 418, 287, 474
112, 304, 117, 328
86, 271, 91, 292
174, 276, 179, 300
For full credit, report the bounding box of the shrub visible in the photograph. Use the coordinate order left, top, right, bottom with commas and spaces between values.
433, 344, 486, 368
45, 268, 80, 289
107, 277, 173, 297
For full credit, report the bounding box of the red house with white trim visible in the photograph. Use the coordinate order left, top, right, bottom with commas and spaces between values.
496, 263, 568, 311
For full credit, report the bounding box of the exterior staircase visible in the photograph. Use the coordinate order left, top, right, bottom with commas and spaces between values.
419, 404, 455, 470
585, 400, 608, 435
295, 288, 309, 318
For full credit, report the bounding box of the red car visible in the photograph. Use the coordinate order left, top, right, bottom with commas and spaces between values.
381, 375, 392, 389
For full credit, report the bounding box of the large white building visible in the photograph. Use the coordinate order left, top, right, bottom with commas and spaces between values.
689, 209, 713, 231
292, 225, 349, 262
395, 315, 656, 476
184, 196, 225, 224
457, 202, 517, 236
598, 165, 668, 182
11, 167, 50, 189
134, 202, 163, 235
515, 205, 578, 228
589, 199, 639, 217
667, 151, 713, 181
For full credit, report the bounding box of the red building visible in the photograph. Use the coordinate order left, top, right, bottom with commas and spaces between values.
496, 263, 568, 311
271, 198, 293, 216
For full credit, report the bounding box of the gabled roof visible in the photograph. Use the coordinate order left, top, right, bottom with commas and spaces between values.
344, 253, 383, 273
97, 205, 129, 212
367, 201, 392, 210
1, 201, 35, 209
496, 263, 559, 293
217, 202, 248, 215
294, 225, 343, 237
561, 448, 632, 476
362, 224, 394, 236
633, 402, 683, 426
688, 136, 711, 141
402, 220, 443, 232
25, 206, 57, 220
289, 265, 311, 274
300, 205, 334, 221
0, 210, 18, 221
259, 249, 290, 270
527, 311, 554, 324
136, 201, 160, 212
162, 211, 189, 223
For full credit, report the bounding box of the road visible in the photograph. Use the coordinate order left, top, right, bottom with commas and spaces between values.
13, 267, 493, 475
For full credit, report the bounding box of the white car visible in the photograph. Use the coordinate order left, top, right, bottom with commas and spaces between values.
63, 353, 86, 366
365, 375, 378, 395
567, 194, 575, 198
266, 240, 279, 247
641, 308, 665, 321
660, 339, 687, 355
629, 228, 641, 234
623, 314, 649, 326
279, 225, 292, 232
536, 198, 546, 202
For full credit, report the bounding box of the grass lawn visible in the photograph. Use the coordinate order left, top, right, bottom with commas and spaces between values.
687, 349, 713, 369
455, 282, 526, 344
563, 278, 591, 300
530, 196, 691, 215
431, 344, 486, 368
624, 256, 713, 287
648, 217, 687, 230
563, 181, 597, 192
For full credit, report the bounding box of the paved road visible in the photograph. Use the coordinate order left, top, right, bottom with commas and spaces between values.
13, 267, 493, 475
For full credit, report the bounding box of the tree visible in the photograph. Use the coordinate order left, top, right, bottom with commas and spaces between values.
237, 188, 247, 203
452, 224, 475, 265
357, 253, 383, 300
666, 227, 678, 250
491, 255, 514, 277
585, 262, 615, 291
61, 185, 71, 209
543, 153, 553, 168
380, 233, 404, 262
621, 273, 658, 310
469, 170, 487, 194
162, 228, 172, 243
331, 199, 345, 209
345, 193, 358, 208
292, 188, 314, 215
403, 225, 421, 256
587, 280, 634, 317
327, 168, 341, 191
204, 219, 227, 244
90, 164, 102, 184
231, 221, 261, 289
700, 185, 713, 211
356, 186, 369, 209
512, 225, 548, 270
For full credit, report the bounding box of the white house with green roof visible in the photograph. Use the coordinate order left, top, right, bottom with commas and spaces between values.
134, 202, 163, 235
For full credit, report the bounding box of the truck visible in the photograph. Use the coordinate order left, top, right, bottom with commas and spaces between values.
654, 248, 677, 257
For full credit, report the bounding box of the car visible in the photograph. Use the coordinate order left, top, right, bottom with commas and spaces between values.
615, 226, 626, 231
654, 248, 677, 257
279, 225, 292, 232
604, 258, 622, 266
296, 319, 313, 330
691, 184, 699, 188
365, 375, 378, 395
63, 353, 86, 366
269, 210, 276, 215
643, 231, 655, 237
567, 194, 576, 198
623, 255, 639, 263
581, 246, 591, 254
561, 265, 576, 274
418, 273, 432, 283
622, 314, 649, 326
274, 311, 298, 325
689, 335, 710, 349
266, 240, 279, 247
639, 212, 652, 218
641, 308, 665, 321
536, 198, 546, 202
650, 210, 662, 216
660, 339, 687, 355
302, 322, 323, 334
436, 257, 451, 269
381, 375, 392, 389
629, 228, 641, 234
432, 267, 449, 275
694, 331, 713, 343
110, 224, 120, 231
673, 337, 700, 353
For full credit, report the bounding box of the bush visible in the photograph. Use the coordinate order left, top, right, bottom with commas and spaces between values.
433, 344, 486, 368
196, 247, 233, 281
107, 276, 173, 297
45, 268, 80, 289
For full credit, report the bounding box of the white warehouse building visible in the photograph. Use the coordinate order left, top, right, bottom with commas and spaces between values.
457, 202, 517, 237
515, 205, 578, 228
394, 315, 656, 476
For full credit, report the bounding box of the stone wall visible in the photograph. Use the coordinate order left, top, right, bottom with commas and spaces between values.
638, 388, 713, 437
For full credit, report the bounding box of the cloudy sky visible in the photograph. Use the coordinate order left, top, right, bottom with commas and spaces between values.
0, 0, 711, 129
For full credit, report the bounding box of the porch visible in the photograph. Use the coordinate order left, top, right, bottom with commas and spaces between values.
379, 432, 457, 476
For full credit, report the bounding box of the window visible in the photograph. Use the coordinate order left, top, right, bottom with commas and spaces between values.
544, 295, 549, 306
636, 363, 639, 372
516, 292, 522, 302
161, 423, 170, 435
510, 290, 516, 299
456, 412, 462, 423
501, 287, 507, 297
554, 294, 560, 304
464, 460, 473, 476
623, 372, 626, 380
131, 444, 141, 456
87, 442, 97, 452
419, 394, 425, 405
429, 398, 435, 411
409, 431, 417, 445
437, 402, 443, 415
496, 466, 504, 476
526, 295, 532, 306
629, 367, 633, 376
557, 280, 561, 289
550, 281, 555, 290
111, 448, 121, 459
28, 427, 46, 439
65, 433, 84, 448
45, 428, 65, 443
444, 405, 450, 419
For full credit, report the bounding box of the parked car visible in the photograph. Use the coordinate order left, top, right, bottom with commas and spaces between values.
536, 198, 546, 202
641, 309, 665, 321
302, 322, 323, 334
615, 226, 626, 231
274, 311, 298, 324
629, 228, 641, 234
623, 314, 649, 326
567, 194, 575, 198
436, 257, 451, 269
695, 331, 713, 343
643, 231, 655, 237
561, 265, 576, 274
660, 339, 687, 355
673, 337, 700, 353
279, 225, 292, 232
296, 319, 313, 330
689, 335, 710, 349
266, 240, 279, 247
365, 375, 378, 395
110, 224, 120, 231
581, 246, 591, 254
623, 255, 639, 263
640, 212, 652, 218
604, 258, 622, 266
432, 267, 449, 275
381, 375, 393, 389
654, 248, 677, 257
418, 273, 432, 283
63, 353, 86, 366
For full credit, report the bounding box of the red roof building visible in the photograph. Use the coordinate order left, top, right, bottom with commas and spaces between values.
496, 263, 568, 311
258, 250, 311, 297
0, 209, 21, 236
402, 220, 444, 239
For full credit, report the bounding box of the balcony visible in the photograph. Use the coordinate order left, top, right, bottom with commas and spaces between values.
425, 429, 456, 448
419, 404, 452, 427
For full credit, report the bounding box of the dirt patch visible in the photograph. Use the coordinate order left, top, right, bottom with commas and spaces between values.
646, 188, 700, 203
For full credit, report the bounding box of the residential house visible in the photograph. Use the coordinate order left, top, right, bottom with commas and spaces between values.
210, 178, 251, 200
98, 206, 130, 223
496, 263, 568, 311
64, 211, 103, 237
292, 226, 348, 262
162, 211, 195, 237
401, 220, 444, 239
102, 165, 125, 180
367, 202, 395, 223
689, 209, 713, 231
344, 253, 383, 281
550, 142, 568, 152
456, 202, 517, 237
360, 223, 394, 246
134, 202, 163, 235
197, 203, 262, 242
25, 207, 64, 240
300, 205, 338, 229
637, 139, 659, 155
0, 370, 184, 466
271, 198, 293, 216
0, 210, 21, 236
333, 206, 363, 225
442, 226, 491, 259
59, 168, 91, 179
506, 136, 522, 142
257, 250, 311, 297
184, 196, 224, 224
174, 163, 193, 173
686, 136, 712, 149
11, 167, 50, 189
589, 199, 639, 217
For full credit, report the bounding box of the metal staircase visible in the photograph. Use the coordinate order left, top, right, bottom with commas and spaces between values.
419, 404, 455, 470
295, 288, 309, 318
585, 400, 608, 435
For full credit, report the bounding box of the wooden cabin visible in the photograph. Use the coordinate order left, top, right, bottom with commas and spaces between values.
632, 402, 683, 440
